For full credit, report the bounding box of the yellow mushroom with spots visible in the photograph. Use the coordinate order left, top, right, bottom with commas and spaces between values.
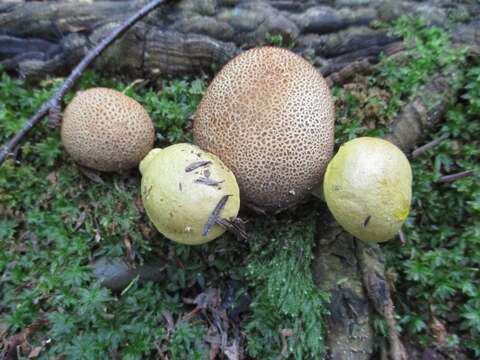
139, 143, 240, 245
323, 137, 412, 242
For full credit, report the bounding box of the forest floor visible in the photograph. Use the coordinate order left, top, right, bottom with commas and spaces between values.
0, 17, 479, 359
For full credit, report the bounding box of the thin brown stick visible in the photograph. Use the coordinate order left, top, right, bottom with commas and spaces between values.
411, 133, 449, 159
185, 160, 211, 172
216, 218, 248, 240
195, 177, 224, 186
398, 228, 406, 245
0, 0, 171, 165
438, 170, 473, 183
202, 195, 230, 237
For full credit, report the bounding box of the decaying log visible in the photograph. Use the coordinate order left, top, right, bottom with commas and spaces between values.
451, 19, 480, 56
325, 58, 374, 87
357, 241, 407, 360
1, 0, 478, 83
0, 0, 408, 81
314, 209, 374, 360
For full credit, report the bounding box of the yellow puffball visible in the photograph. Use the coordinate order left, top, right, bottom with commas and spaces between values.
323, 137, 412, 242
140, 143, 240, 245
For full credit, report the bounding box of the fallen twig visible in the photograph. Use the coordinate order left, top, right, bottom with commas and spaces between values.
326, 59, 373, 87
203, 195, 230, 237
438, 170, 473, 183
185, 160, 211, 172
411, 134, 449, 159
216, 218, 248, 240
195, 177, 224, 186
0, 0, 171, 166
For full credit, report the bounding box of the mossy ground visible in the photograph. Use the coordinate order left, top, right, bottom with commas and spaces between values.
1, 17, 479, 359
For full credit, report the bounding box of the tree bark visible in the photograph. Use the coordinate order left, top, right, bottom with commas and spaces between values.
2, 1, 478, 81
0, 0, 410, 81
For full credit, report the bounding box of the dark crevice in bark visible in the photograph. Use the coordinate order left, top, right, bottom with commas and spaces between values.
141, 24, 154, 79
313, 51, 466, 357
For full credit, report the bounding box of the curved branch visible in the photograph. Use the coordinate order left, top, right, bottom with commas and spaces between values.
0, 0, 173, 165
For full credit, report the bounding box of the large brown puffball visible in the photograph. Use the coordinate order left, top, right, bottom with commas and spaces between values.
61, 87, 155, 172
193, 47, 335, 212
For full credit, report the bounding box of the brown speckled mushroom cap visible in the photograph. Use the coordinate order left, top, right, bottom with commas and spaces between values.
193, 47, 335, 213
61, 87, 155, 172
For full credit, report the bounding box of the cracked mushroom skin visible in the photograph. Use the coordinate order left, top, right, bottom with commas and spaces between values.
139, 144, 240, 245
193, 47, 335, 213
61, 87, 155, 172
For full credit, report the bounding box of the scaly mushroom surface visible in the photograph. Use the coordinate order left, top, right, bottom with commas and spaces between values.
194, 47, 335, 212
61, 87, 154, 172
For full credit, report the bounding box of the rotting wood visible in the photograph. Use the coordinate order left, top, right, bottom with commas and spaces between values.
203, 195, 230, 237
385, 67, 463, 153
313, 208, 374, 360
357, 240, 408, 360
0, 0, 408, 82
326, 58, 373, 87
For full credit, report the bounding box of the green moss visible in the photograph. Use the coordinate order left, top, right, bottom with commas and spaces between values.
0, 72, 214, 358
243, 213, 329, 359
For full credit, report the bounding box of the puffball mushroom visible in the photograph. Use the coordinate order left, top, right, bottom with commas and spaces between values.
193, 47, 335, 213
139, 143, 240, 245
61, 87, 154, 172
323, 137, 412, 242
